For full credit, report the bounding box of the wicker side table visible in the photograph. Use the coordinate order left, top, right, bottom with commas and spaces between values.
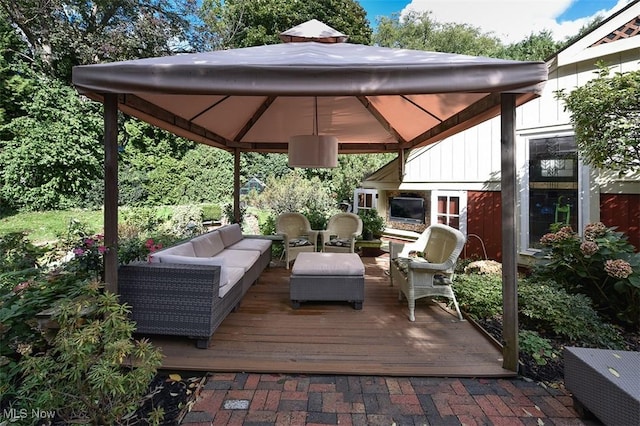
564, 346, 640, 425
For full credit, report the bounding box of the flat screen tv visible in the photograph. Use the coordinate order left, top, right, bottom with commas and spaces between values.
389, 197, 425, 224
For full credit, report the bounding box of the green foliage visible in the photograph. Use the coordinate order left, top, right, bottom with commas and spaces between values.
223, 203, 247, 226
453, 273, 626, 348
358, 209, 386, 239
374, 11, 502, 56
556, 67, 640, 173
501, 31, 560, 61
453, 273, 503, 319
16, 286, 163, 424
518, 330, 558, 366
166, 205, 204, 238
533, 222, 640, 328
200, 0, 372, 49
518, 280, 624, 348
0, 232, 42, 274
0, 272, 91, 403
201, 203, 222, 221
1, 0, 193, 81
121, 206, 172, 235
0, 75, 103, 211
257, 170, 337, 217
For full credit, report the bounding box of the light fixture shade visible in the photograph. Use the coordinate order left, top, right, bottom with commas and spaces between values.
288, 135, 338, 168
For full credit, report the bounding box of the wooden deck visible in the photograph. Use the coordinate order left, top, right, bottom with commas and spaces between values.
150, 255, 515, 377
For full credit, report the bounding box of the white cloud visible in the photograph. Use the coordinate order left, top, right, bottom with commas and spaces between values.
401, 0, 633, 43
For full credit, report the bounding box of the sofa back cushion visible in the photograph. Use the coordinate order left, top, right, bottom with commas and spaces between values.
157, 254, 228, 287
219, 224, 243, 247
191, 232, 225, 257
148, 241, 195, 263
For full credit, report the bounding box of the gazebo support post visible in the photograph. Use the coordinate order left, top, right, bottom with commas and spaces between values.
500, 93, 519, 372
103, 93, 119, 293
233, 148, 241, 224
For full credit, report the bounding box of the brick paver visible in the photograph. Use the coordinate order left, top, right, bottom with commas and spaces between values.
182, 373, 593, 425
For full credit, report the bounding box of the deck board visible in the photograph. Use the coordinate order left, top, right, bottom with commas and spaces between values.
148, 255, 514, 377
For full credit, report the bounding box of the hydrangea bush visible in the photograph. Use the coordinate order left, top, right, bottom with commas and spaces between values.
534, 222, 640, 328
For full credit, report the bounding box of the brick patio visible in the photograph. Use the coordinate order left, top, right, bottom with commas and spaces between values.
182, 373, 596, 425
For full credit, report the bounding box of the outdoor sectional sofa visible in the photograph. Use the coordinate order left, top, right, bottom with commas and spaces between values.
118, 224, 272, 348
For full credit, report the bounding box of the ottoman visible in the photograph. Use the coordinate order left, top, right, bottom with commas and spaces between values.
290, 252, 365, 310
564, 347, 640, 425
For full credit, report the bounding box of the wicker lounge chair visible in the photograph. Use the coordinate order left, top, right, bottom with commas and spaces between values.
389, 224, 466, 321
321, 212, 363, 253
276, 212, 319, 269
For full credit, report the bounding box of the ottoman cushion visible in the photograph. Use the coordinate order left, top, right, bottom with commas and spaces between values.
292, 252, 364, 276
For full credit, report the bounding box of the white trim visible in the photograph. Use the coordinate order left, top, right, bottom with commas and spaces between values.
430, 190, 468, 236
353, 188, 378, 214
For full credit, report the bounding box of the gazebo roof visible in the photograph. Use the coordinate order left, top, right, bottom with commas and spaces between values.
72, 21, 547, 154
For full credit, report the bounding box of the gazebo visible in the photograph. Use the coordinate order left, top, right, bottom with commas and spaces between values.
71, 20, 548, 371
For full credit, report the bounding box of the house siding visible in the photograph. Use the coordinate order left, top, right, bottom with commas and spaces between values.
466, 191, 502, 261
600, 194, 640, 251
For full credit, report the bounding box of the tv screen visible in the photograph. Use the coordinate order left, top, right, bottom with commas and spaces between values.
389, 197, 425, 224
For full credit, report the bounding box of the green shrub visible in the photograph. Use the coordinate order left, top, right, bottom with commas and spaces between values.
453, 273, 503, 320
164, 205, 204, 238
519, 330, 558, 366
358, 209, 385, 239
223, 203, 246, 226
533, 222, 640, 327
0, 232, 43, 274
121, 206, 170, 235
16, 285, 163, 424
519, 279, 624, 348
0, 273, 91, 403
201, 203, 221, 221
453, 273, 625, 349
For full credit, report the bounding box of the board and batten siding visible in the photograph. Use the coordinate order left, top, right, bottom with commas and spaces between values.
403, 118, 501, 187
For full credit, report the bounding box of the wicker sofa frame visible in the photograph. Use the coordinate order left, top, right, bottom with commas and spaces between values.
118, 224, 272, 348
119, 263, 242, 348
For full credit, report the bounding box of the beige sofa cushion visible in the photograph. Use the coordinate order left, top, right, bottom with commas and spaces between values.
156, 254, 230, 287
191, 232, 225, 257
219, 267, 244, 298
218, 224, 243, 247
227, 238, 271, 254
212, 249, 260, 272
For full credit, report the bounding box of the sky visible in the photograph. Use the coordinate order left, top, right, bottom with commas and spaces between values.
359, 0, 634, 43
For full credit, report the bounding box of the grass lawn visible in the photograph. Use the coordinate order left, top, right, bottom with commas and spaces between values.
0, 209, 104, 245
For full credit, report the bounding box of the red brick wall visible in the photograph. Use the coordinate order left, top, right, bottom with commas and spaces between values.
466, 191, 502, 261
600, 194, 640, 252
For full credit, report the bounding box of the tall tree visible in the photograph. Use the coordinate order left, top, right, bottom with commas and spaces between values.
0, 75, 103, 211
501, 31, 559, 61
197, 0, 372, 49
0, 0, 193, 81
556, 67, 640, 174
374, 11, 502, 56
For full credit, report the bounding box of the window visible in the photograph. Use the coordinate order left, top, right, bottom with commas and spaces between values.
430, 191, 467, 235
352, 188, 377, 213
527, 136, 578, 248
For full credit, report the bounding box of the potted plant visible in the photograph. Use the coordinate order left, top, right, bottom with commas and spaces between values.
358, 209, 385, 241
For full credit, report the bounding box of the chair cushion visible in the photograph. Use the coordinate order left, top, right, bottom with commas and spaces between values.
392, 257, 451, 285
218, 224, 243, 247
325, 238, 352, 247
289, 238, 312, 247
